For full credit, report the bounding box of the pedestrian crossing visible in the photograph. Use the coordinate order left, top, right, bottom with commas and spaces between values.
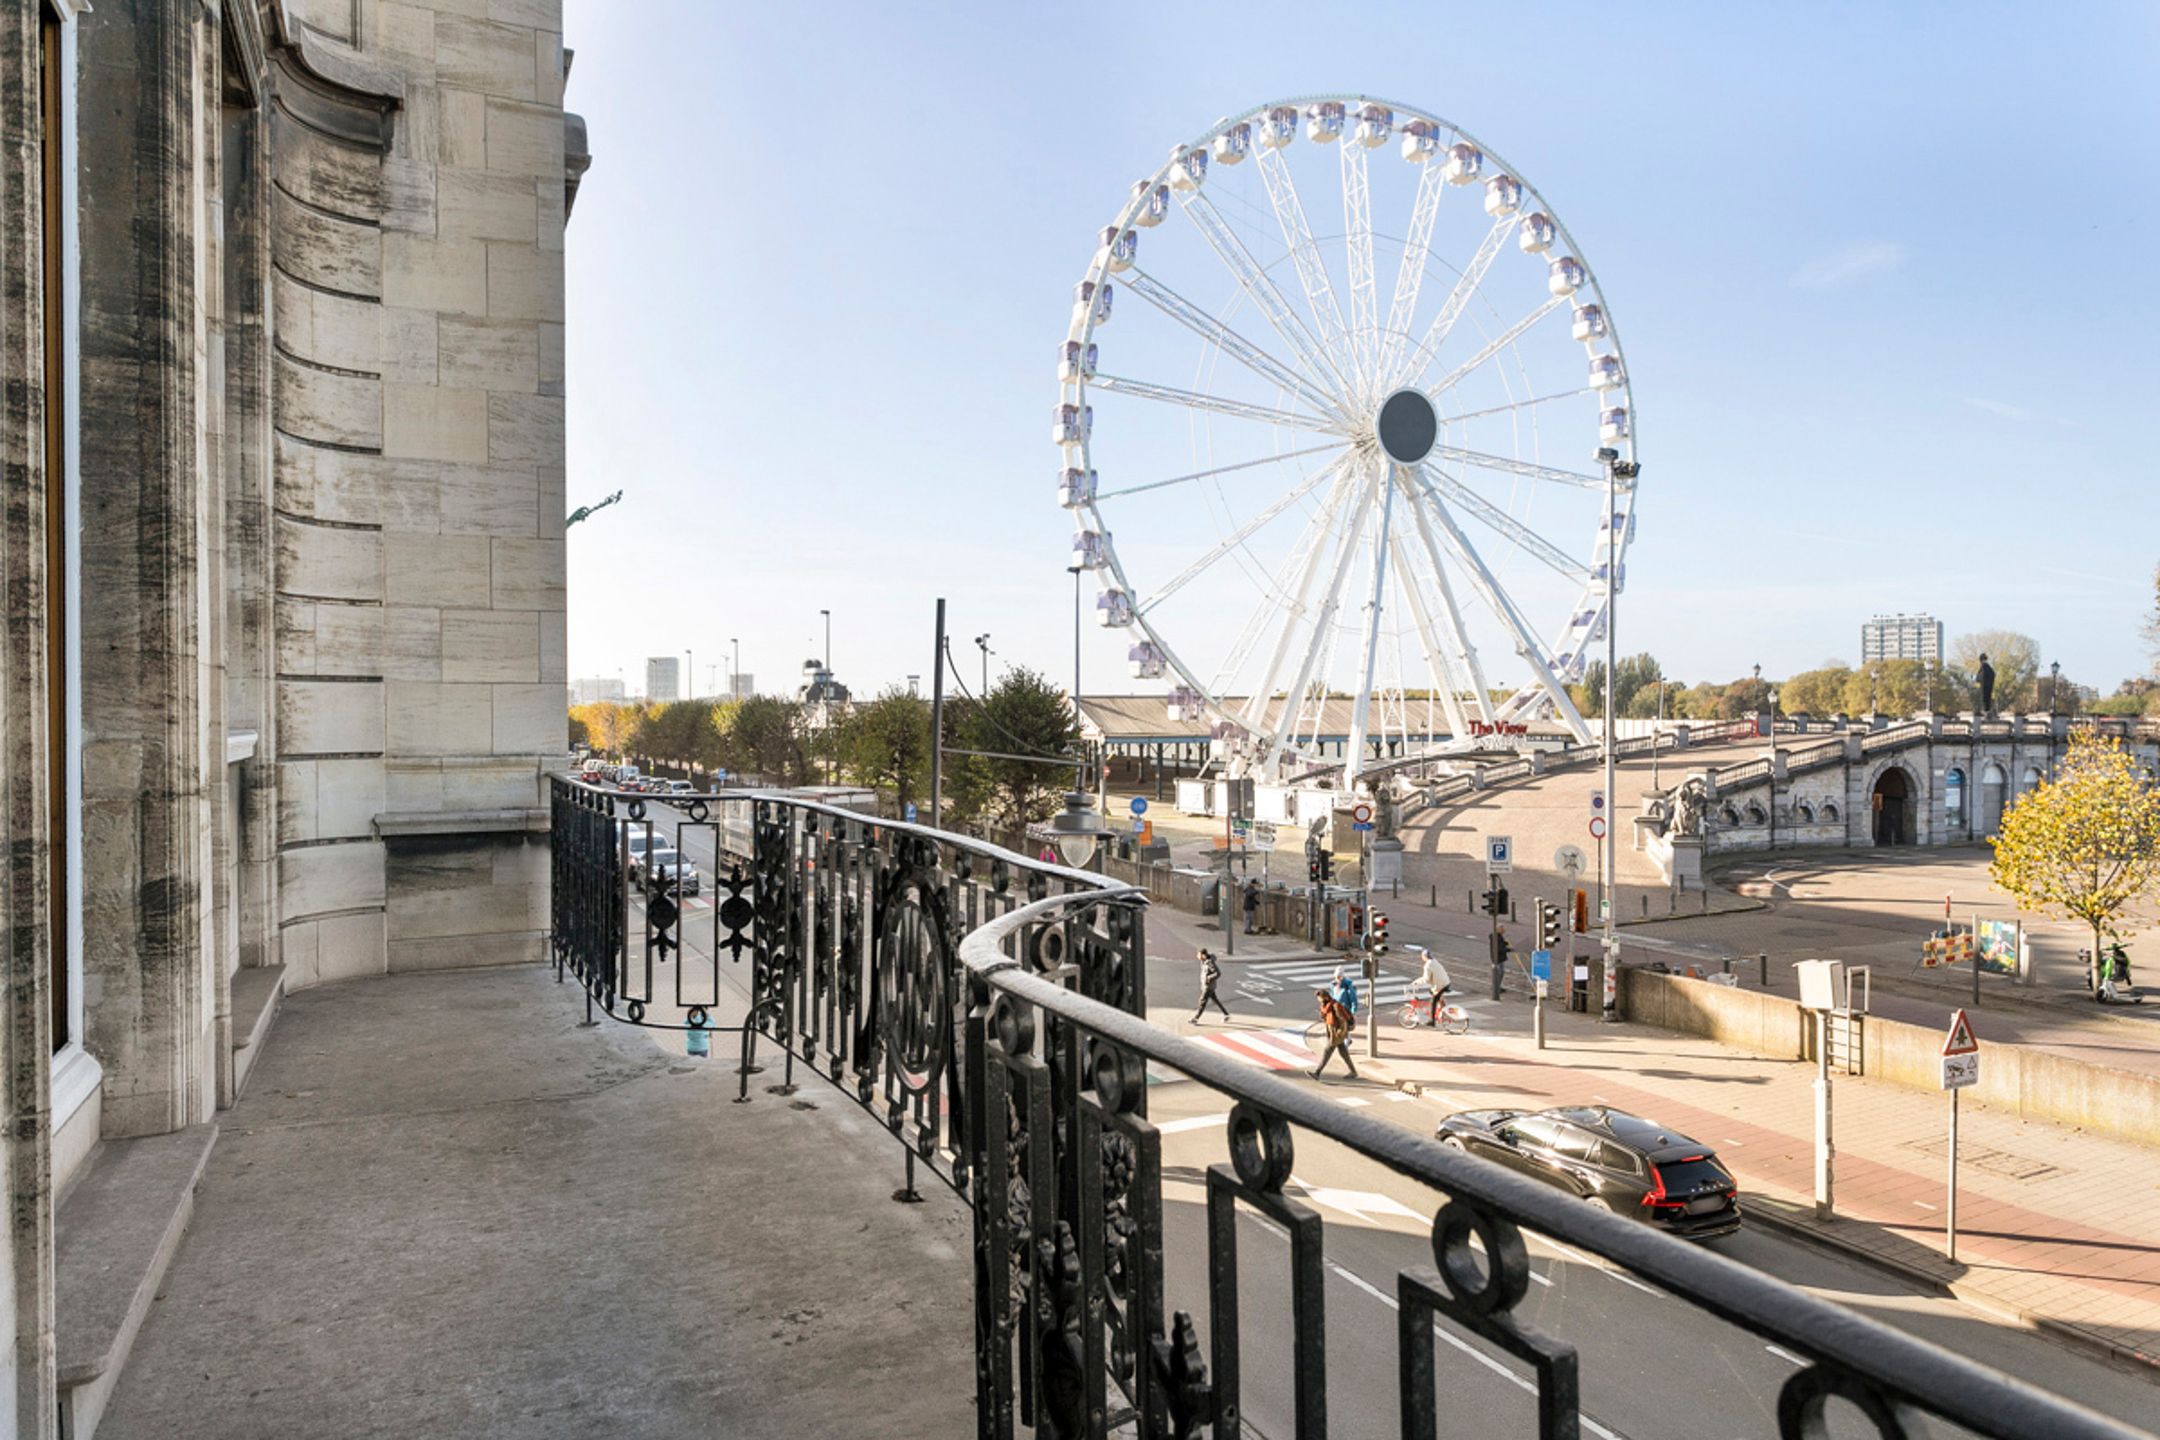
1164, 1026, 1316, 1077
1229, 958, 1425, 1009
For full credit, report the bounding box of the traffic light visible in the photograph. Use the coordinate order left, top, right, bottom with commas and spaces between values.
1536, 899, 1560, 952
1308, 856, 1321, 883
1572, 888, 1589, 933
1481, 882, 1509, 917
1320, 852, 1336, 883
1368, 910, 1389, 956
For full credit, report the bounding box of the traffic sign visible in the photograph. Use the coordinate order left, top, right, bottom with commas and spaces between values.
903, 801, 917, 823
1131, 817, 1145, 834
1485, 835, 1514, 873
1590, 790, 1605, 813
1251, 821, 1277, 851
1941, 1008, 1978, 1057
1350, 802, 1374, 825
1530, 949, 1552, 981
1588, 816, 1607, 841
1941, 1053, 1979, 1089
1553, 844, 1586, 880
1130, 796, 1149, 816
1352, 822, 1373, 833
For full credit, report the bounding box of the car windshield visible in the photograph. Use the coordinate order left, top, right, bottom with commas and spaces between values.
650, 848, 679, 865
625, 834, 653, 854
1654, 1157, 1733, 1191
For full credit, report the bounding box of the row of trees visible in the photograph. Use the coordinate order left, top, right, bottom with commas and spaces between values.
1566, 629, 2153, 723
569, 666, 1085, 826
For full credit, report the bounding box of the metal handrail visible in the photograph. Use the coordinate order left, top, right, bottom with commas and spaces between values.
960, 891, 2149, 1440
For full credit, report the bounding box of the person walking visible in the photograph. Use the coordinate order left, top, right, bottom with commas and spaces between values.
1311, 989, 1359, 1079
1242, 878, 1261, 935
1192, 947, 1231, 1023
1330, 963, 1360, 1019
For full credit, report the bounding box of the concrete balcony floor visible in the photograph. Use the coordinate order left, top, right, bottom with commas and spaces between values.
99, 964, 974, 1440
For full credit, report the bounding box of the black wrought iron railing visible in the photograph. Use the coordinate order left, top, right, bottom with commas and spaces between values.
548, 776, 2149, 1440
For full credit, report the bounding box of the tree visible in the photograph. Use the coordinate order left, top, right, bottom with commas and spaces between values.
1840, 659, 1930, 717
1949, 630, 2041, 712
835, 687, 933, 809
572, 701, 639, 757
2144, 563, 2160, 665
1571, 653, 1664, 720
1780, 664, 1853, 717
718, 695, 811, 785
947, 667, 1082, 827
1719, 677, 1772, 720
567, 711, 590, 750
1675, 681, 1727, 720
1990, 730, 2160, 965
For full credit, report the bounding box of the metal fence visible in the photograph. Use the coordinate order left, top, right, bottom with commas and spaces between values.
549, 775, 2148, 1440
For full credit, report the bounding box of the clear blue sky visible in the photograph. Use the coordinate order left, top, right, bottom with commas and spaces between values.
561, 0, 2158, 705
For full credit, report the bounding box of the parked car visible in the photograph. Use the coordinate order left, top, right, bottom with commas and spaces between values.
1434, 1105, 1741, 1240
666, 779, 695, 796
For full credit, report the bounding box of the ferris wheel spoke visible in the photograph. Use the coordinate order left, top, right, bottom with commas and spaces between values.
1399, 493, 1496, 725
1235, 464, 1359, 734
1442, 387, 1594, 424
1414, 466, 1589, 580
1340, 141, 1379, 400
1427, 442, 1603, 489
1254, 148, 1355, 385
1386, 534, 1472, 739
1139, 459, 1345, 615
1422, 295, 1564, 399
1123, 267, 1344, 417
1396, 218, 1518, 392
1092, 442, 1341, 503
1416, 467, 1591, 742
1178, 190, 1354, 400
1088, 373, 1350, 435
1377, 164, 1445, 388
1264, 463, 1379, 770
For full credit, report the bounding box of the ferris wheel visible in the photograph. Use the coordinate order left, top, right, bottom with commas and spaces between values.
1056, 94, 1638, 790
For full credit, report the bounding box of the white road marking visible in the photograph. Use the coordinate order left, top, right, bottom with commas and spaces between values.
1159, 1113, 1231, 1134
1912, 1200, 1938, 1211
1336, 1096, 1373, 1108
1764, 1343, 1807, 1365
1383, 1091, 1412, 1103
1290, 1177, 1427, 1227
1536, 1238, 1664, 1298
1327, 1262, 1622, 1439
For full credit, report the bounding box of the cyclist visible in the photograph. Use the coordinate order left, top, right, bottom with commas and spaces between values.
1407, 944, 1452, 1025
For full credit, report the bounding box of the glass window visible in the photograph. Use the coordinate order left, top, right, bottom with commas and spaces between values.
1500, 1117, 1565, 1150
1550, 1126, 1599, 1161
1654, 1157, 1734, 1192
1944, 768, 1964, 817
1592, 1142, 1643, 1175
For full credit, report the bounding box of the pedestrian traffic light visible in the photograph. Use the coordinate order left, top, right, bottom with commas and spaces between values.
1368, 910, 1389, 956
1572, 888, 1588, 933
1308, 857, 1321, 883
1536, 899, 1560, 952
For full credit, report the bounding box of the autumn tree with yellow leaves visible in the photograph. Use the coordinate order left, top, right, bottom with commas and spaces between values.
1989, 729, 2160, 962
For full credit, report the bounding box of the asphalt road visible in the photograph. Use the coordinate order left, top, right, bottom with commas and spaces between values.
639, 798, 2159, 1438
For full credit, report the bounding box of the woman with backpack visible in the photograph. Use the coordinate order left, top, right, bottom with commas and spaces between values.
1310, 989, 1359, 1080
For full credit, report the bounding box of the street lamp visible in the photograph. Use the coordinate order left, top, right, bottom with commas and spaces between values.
730, 637, 740, 700
1048, 790, 1113, 868
974, 633, 993, 696
2048, 660, 2061, 716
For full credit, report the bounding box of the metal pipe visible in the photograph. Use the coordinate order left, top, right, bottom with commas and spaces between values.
930, 599, 946, 826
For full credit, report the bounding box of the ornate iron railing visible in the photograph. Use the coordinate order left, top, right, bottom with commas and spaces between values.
548, 773, 1146, 1191
960, 890, 2152, 1440
549, 775, 2148, 1440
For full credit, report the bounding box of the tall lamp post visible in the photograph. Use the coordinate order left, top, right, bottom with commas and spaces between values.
974, 634, 993, 696
1067, 564, 1087, 794
730, 637, 740, 700
1596, 447, 1638, 1024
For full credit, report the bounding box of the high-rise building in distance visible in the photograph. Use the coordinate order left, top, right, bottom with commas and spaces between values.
1861, 613, 1944, 664
570, 677, 627, 706
646, 656, 682, 702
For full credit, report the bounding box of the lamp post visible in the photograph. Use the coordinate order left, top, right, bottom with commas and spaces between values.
2048, 660, 2061, 716
1595, 447, 1637, 1024
1049, 790, 1113, 872
730, 637, 740, 700
1068, 563, 1087, 794
685, 648, 693, 702
974, 634, 993, 696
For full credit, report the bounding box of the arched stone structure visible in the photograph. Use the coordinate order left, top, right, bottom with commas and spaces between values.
1871, 764, 1916, 846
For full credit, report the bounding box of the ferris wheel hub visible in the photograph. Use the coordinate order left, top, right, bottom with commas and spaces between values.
1375, 388, 1439, 466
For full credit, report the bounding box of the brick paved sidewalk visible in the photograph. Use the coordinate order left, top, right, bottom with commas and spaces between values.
1332, 999, 2160, 1371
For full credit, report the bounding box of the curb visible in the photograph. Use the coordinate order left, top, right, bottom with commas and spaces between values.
1742, 1198, 2160, 1378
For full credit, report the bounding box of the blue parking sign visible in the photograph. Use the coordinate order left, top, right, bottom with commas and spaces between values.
1530, 949, 1552, 981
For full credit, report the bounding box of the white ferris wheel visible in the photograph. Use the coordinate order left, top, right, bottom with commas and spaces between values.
1056, 94, 1638, 792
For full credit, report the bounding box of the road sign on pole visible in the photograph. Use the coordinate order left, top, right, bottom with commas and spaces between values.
1941, 1008, 1978, 1057
1485, 835, 1514, 873
1130, 796, 1149, 816
1587, 816, 1607, 842
1553, 844, 1586, 880
1940, 1008, 1979, 1261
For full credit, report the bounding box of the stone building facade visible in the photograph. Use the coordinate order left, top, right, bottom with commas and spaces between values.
2, 2, 587, 1431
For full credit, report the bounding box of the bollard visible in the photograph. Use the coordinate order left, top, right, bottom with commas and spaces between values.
1759, 952, 1768, 987
1469, 889, 1475, 913
1669, 891, 1676, 915
1642, 895, 1649, 917
1721, 957, 1732, 977
1510, 900, 1517, 923
1431, 883, 1437, 907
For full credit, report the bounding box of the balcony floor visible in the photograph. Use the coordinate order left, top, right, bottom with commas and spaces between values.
99, 963, 974, 1440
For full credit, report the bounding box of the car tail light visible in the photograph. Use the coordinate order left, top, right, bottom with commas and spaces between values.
1640, 1166, 1686, 1211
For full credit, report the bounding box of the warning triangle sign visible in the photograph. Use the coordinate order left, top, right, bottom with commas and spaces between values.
1942, 1008, 1979, 1056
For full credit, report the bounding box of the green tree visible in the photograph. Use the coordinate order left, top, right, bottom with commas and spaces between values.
835, 687, 933, 809
1675, 681, 1727, 720
1840, 659, 1930, 717
1719, 677, 1772, 720
1949, 630, 2041, 712
1780, 664, 1853, 716
947, 667, 1082, 827
718, 696, 811, 785
1571, 653, 1664, 719
1990, 730, 2160, 964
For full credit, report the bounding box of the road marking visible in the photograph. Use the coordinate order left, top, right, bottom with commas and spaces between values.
1336, 1096, 1373, 1108
1536, 1238, 1664, 1298
1912, 1200, 1937, 1211
1383, 1091, 1412, 1103
1159, 1113, 1230, 1135
1764, 1343, 1806, 1365
1326, 1263, 1621, 1438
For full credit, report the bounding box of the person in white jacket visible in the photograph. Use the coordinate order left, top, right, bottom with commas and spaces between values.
1410, 945, 1451, 1024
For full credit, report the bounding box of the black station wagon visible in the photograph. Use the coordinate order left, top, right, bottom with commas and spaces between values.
1435, 1105, 1742, 1240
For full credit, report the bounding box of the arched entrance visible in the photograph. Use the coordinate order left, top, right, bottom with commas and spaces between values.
1979, 763, 2008, 836
1872, 767, 1913, 845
